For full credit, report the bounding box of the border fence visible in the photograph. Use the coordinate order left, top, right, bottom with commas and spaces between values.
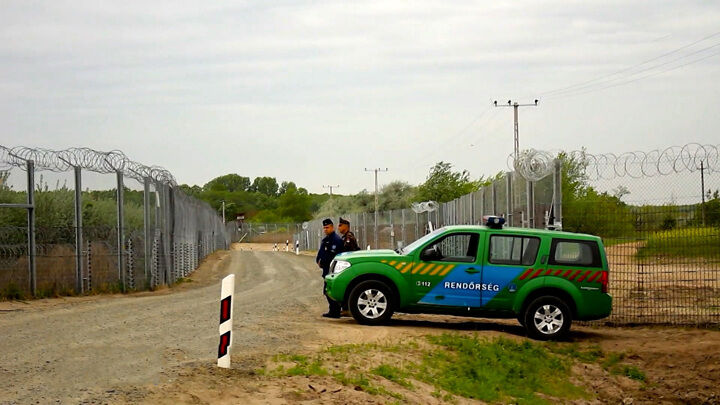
0, 146, 228, 298
235, 144, 719, 325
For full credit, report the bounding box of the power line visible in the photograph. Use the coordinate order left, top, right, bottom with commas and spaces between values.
409, 104, 498, 170
546, 40, 720, 99
548, 47, 720, 99
540, 30, 720, 97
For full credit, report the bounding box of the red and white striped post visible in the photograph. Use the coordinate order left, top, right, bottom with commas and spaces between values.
217, 274, 235, 368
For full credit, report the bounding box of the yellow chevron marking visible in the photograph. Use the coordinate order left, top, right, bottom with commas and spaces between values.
395, 262, 406, 270
412, 263, 425, 274
439, 265, 455, 276
430, 264, 451, 276
389, 261, 397, 266
401, 263, 413, 273
381, 260, 387, 264
420, 264, 436, 275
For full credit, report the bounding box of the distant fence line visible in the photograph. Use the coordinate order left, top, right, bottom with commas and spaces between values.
0, 145, 228, 297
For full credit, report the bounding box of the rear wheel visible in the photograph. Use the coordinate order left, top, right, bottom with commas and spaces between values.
523, 296, 572, 340
348, 280, 395, 325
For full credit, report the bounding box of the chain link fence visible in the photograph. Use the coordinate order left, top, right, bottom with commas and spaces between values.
0, 146, 228, 298
563, 145, 720, 325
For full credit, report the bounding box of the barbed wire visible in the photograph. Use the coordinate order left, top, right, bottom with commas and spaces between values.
0, 145, 176, 185
411, 201, 439, 214
509, 143, 719, 181
509, 149, 556, 182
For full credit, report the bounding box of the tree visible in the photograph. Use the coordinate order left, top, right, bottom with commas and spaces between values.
276, 182, 312, 221
250, 177, 279, 197
178, 184, 202, 197
698, 189, 720, 226
415, 162, 486, 203
203, 174, 250, 192
278, 181, 296, 195
379, 181, 416, 211
558, 150, 634, 237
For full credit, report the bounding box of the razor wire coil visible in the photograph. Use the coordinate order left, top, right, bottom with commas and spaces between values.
509, 143, 719, 181
0, 145, 176, 185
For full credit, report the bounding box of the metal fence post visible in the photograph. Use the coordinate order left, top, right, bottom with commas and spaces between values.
389, 210, 394, 249
506, 172, 513, 227
166, 185, 175, 284
491, 181, 497, 215
73, 166, 83, 294
373, 209, 378, 250
143, 177, 151, 284
553, 159, 562, 225
27, 160, 37, 296
526, 180, 534, 228
415, 211, 419, 240
116, 170, 125, 291
401, 209, 406, 247
480, 188, 485, 218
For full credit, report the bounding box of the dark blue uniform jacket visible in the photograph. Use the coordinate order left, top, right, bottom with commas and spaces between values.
316, 232, 344, 277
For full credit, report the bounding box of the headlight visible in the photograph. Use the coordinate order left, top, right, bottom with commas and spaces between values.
333, 260, 352, 274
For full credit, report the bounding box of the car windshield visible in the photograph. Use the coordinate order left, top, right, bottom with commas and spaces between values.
401, 227, 445, 255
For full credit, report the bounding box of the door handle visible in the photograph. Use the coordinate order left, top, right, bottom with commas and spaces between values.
465, 268, 479, 274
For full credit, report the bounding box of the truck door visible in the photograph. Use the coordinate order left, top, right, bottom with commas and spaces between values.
481, 233, 542, 309
413, 232, 483, 307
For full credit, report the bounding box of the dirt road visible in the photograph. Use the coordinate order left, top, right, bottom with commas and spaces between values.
0, 246, 326, 404
1, 244, 719, 404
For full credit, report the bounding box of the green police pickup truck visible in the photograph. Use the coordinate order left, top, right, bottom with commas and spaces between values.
324, 217, 611, 340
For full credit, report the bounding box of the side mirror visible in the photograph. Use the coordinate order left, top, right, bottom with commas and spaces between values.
420, 245, 440, 261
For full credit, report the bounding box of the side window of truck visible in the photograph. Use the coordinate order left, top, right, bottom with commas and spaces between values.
426, 233, 479, 263
488, 235, 540, 266
549, 239, 602, 267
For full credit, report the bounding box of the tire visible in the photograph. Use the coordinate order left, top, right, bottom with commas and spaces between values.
523, 296, 572, 341
348, 280, 395, 325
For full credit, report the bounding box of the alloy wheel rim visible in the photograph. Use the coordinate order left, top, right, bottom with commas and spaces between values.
533, 304, 564, 334
357, 289, 387, 319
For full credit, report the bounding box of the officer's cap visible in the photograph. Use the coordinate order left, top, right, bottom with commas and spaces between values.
339, 217, 350, 225
322, 218, 333, 226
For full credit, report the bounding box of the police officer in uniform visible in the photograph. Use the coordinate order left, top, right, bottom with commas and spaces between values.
316, 218, 344, 318
338, 217, 360, 252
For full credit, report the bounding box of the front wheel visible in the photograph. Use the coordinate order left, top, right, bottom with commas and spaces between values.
523, 296, 572, 340
348, 280, 395, 325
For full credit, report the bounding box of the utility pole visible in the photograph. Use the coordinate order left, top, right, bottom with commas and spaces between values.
495, 99, 539, 228
700, 160, 706, 226
365, 168, 388, 249
221, 200, 226, 224
323, 184, 340, 197
493, 99, 539, 161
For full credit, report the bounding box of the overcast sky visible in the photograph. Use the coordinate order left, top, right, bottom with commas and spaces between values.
1, 0, 718, 194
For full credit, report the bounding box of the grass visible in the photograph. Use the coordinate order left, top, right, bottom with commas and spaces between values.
171, 277, 193, 287
0, 283, 26, 300
418, 335, 588, 404
271, 354, 328, 377
636, 227, 720, 259
598, 352, 647, 382
333, 372, 404, 399
546, 342, 604, 363
263, 334, 652, 403
372, 364, 414, 389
